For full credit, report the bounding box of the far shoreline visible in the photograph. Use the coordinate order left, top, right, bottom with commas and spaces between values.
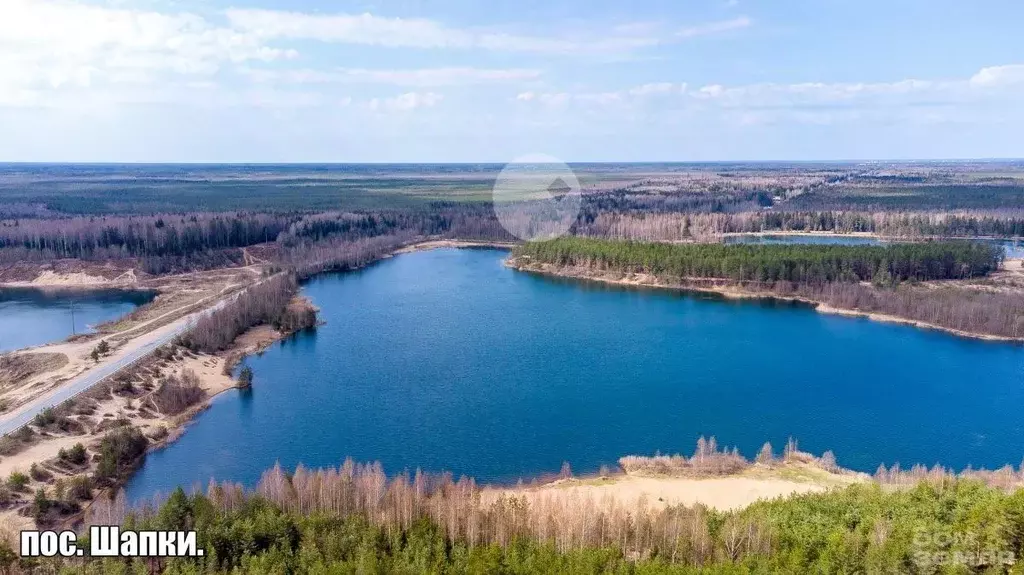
506, 256, 1024, 344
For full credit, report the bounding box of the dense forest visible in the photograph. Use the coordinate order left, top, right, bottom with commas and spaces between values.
3, 208, 1019, 277
0, 205, 513, 273
21, 462, 1021, 573
515, 238, 1002, 285
578, 211, 1024, 242
788, 184, 1024, 211
0, 213, 293, 263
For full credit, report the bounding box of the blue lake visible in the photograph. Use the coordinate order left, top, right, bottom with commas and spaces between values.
127, 248, 1024, 501
0, 288, 154, 352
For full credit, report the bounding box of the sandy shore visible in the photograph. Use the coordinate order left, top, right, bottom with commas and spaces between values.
508, 258, 1024, 344
0, 269, 139, 289
488, 468, 859, 512
395, 239, 518, 254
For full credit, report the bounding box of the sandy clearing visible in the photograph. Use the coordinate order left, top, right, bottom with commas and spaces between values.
395, 239, 518, 254
485, 469, 859, 512
0, 434, 88, 479
3, 270, 122, 288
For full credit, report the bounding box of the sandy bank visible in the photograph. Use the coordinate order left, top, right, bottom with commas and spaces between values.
491, 476, 821, 512
395, 239, 518, 254
485, 461, 864, 512
1, 269, 139, 289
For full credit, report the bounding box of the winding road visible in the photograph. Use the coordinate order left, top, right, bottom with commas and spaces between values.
0, 295, 235, 437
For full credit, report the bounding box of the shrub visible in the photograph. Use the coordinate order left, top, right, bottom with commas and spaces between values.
111, 375, 135, 395
151, 370, 204, 415
58, 443, 88, 466
7, 471, 29, 491
32, 488, 50, 520
67, 476, 92, 502
29, 463, 51, 482
0, 437, 21, 456
237, 366, 254, 388
33, 408, 57, 427
95, 427, 148, 482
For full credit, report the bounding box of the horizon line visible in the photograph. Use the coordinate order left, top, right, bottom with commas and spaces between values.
2, 158, 1024, 166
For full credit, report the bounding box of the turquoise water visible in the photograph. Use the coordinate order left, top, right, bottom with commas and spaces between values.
126, 248, 1024, 501
0, 288, 154, 352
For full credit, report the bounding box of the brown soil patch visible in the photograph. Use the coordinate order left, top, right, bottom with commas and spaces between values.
0, 353, 68, 393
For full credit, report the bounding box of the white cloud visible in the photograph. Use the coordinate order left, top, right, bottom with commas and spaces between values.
0, 1, 754, 110
970, 65, 1024, 87
225, 9, 472, 49
242, 67, 542, 87
628, 82, 678, 96
225, 8, 665, 55
518, 82, 687, 107
513, 65, 1024, 128
369, 92, 444, 112
677, 16, 752, 38
0, 0, 291, 99
685, 78, 953, 109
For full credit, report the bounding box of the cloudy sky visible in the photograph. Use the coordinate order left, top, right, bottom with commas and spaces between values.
2, 0, 1023, 162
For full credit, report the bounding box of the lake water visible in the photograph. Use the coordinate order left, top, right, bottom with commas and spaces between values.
0, 288, 155, 352
126, 248, 1024, 501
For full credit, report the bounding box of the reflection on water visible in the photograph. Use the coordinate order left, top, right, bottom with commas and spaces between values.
0, 288, 155, 352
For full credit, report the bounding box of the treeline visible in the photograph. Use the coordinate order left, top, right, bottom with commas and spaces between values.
276, 233, 416, 280
583, 186, 774, 215
787, 281, 1024, 339
578, 210, 1024, 242
176, 274, 314, 353
60, 461, 1024, 573
4, 204, 1019, 278
0, 213, 293, 263
515, 237, 1002, 284
277, 205, 511, 246
0, 205, 513, 273
789, 183, 1024, 210
618, 437, 830, 476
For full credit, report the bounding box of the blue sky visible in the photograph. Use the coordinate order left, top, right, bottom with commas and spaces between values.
2, 0, 1023, 162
